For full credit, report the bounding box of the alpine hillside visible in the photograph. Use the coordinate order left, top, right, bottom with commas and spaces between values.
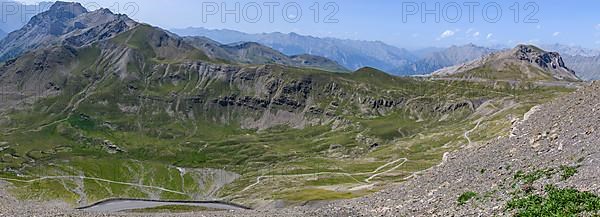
0, 2, 585, 216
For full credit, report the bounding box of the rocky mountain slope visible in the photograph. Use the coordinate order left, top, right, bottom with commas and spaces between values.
0, 1, 137, 62
183, 36, 347, 72
541, 44, 600, 80
305, 80, 600, 217
433, 45, 580, 82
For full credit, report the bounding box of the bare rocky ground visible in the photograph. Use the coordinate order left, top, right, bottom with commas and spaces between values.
3, 81, 600, 216
306, 81, 600, 216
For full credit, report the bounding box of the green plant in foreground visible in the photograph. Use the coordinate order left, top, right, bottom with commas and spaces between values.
507, 185, 600, 217
513, 168, 556, 185
458, 191, 478, 205
513, 165, 579, 186
559, 165, 578, 181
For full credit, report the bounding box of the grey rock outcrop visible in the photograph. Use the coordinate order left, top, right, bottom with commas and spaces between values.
0, 1, 137, 62
434, 45, 580, 82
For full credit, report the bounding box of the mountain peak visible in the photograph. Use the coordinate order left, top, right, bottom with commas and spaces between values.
508, 45, 571, 73
512, 44, 545, 55
47, 1, 88, 17
0, 2, 137, 61
26, 1, 88, 28
433, 44, 579, 81
96, 8, 114, 14
50, 1, 85, 9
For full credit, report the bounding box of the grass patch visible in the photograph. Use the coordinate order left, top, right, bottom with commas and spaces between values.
513, 164, 579, 185
507, 185, 600, 216
513, 168, 556, 185
458, 191, 478, 205
304, 176, 362, 186
67, 114, 97, 131
559, 165, 578, 181
275, 188, 356, 202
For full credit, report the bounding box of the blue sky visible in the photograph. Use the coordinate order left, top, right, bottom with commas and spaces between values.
15, 0, 600, 49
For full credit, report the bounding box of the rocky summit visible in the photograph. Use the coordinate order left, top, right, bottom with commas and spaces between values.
434, 45, 580, 82
0, 1, 136, 62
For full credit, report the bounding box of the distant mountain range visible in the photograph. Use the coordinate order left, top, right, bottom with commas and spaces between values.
183, 36, 347, 72
0, 14, 599, 79
540, 44, 600, 80
171, 27, 418, 74
171, 27, 497, 76
540, 44, 600, 57
172, 27, 600, 80
561, 55, 600, 80
394, 43, 496, 75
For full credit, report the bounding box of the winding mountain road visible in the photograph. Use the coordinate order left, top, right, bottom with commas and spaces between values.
464, 120, 482, 146
0, 176, 186, 195
241, 158, 408, 192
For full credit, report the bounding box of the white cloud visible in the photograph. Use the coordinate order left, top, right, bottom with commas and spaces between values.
473, 32, 480, 37
466, 28, 474, 34
486, 33, 493, 39
439, 30, 456, 39
552, 32, 560, 37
